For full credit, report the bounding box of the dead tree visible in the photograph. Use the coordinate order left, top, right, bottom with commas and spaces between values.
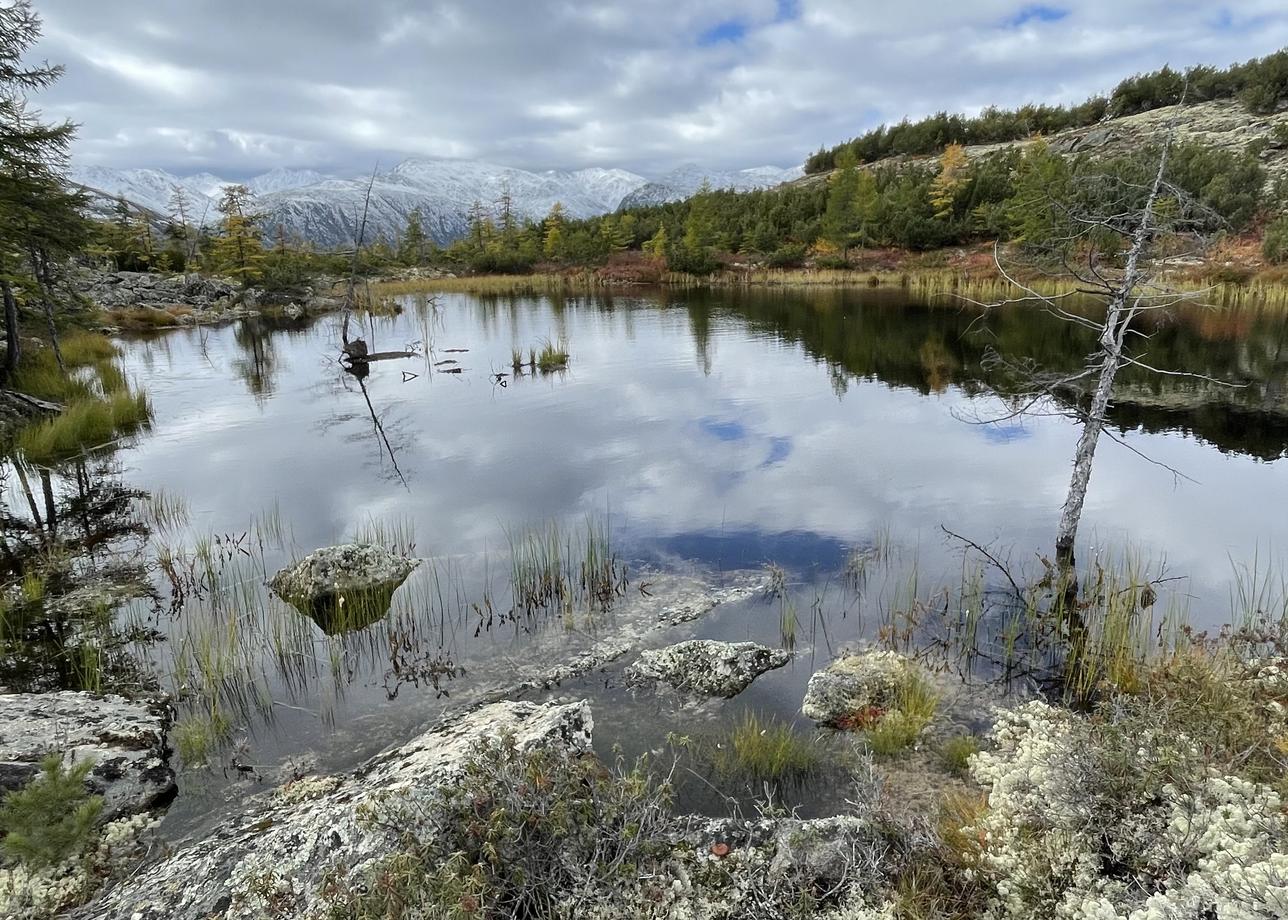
966, 96, 1235, 574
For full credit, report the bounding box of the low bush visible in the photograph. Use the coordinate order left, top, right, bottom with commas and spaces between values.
1265, 216, 1288, 265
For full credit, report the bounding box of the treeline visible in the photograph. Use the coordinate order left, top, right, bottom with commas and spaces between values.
805, 47, 1288, 173
463, 137, 1280, 275
86, 139, 1285, 288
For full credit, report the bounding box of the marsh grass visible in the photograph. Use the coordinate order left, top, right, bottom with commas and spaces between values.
506, 516, 626, 618
708, 711, 825, 787
535, 338, 570, 372
174, 706, 234, 766
373, 273, 601, 296
16, 390, 152, 465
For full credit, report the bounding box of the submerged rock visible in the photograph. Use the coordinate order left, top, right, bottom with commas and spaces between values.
801, 649, 916, 727
268, 543, 417, 633
626, 639, 789, 697
0, 691, 174, 820
73, 700, 592, 920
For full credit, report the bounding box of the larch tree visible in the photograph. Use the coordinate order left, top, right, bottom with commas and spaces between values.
210, 184, 264, 285
543, 202, 566, 259
930, 143, 969, 220
822, 148, 861, 251
399, 208, 429, 266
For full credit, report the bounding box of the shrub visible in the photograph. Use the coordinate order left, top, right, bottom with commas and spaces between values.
766, 243, 808, 268
0, 755, 102, 868
1265, 216, 1288, 265
666, 243, 719, 276
327, 734, 675, 919
709, 712, 824, 787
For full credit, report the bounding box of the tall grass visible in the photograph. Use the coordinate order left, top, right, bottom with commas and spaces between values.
708, 712, 824, 787
16, 390, 152, 465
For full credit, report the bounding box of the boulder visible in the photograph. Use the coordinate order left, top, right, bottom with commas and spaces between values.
0, 691, 174, 820
626, 639, 789, 697
801, 649, 915, 727
71, 700, 592, 920
268, 543, 417, 633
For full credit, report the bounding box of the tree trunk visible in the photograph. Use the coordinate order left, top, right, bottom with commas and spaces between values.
31, 248, 64, 373
1, 278, 19, 385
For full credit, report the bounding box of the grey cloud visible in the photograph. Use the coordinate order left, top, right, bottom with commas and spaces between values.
32, 0, 1288, 177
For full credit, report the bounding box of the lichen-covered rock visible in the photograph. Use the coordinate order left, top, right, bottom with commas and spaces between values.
801, 650, 916, 727
72, 700, 592, 920
268, 543, 417, 632
0, 691, 174, 820
626, 639, 789, 697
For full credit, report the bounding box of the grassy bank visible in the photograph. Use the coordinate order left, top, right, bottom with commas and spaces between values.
5, 332, 153, 466
373, 262, 1288, 310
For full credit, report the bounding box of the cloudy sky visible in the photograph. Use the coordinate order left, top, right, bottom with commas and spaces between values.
33, 0, 1288, 179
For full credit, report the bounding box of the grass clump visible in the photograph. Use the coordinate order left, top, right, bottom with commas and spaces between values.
535, 338, 570, 373
709, 712, 824, 787
0, 755, 102, 869
174, 708, 233, 767
16, 389, 152, 466
936, 734, 980, 778
858, 666, 940, 756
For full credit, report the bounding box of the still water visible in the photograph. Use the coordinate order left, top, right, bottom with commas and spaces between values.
98, 286, 1288, 826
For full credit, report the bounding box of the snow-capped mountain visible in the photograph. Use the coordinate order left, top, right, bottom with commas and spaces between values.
67, 166, 234, 218
246, 167, 330, 196
67, 158, 801, 246
618, 164, 803, 209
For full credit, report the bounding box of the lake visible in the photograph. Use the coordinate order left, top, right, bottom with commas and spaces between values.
25, 285, 1288, 829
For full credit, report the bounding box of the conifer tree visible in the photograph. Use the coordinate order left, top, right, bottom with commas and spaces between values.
399, 209, 429, 265
543, 202, 566, 259
930, 143, 969, 219
0, 0, 90, 380
209, 184, 264, 284
822, 149, 861, 251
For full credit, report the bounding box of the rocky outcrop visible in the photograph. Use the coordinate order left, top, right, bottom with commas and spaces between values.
0, 691, 174, 820
73, 267, 348, 322
268, 543, 417, 633
801, 649, 916, 727
626, 639, 789, 697
77, 269, 238, 310
72, 700, 592, 920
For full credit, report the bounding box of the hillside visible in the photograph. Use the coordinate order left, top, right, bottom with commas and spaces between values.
790, 98, 1288, 192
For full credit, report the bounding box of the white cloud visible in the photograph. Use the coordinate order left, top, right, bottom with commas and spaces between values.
32, 0, 1288, 177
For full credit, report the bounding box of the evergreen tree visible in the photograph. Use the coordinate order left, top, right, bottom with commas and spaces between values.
822, 149, 861, 251
209, 184, 264, 284
643, 225, 669, 257
399, 208, 429, 265
0, 0, 90, 379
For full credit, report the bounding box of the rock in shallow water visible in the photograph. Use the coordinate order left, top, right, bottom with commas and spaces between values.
71, 700, 591, 920
801, 649, 917, 727
0, 691, 174, 821
626, 639, 789, 697
268, 543, 417, 633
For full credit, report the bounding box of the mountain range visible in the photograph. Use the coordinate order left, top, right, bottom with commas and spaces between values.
67, 159, 801, 248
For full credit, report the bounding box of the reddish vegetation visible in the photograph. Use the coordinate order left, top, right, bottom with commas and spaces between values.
833, 705, 886, 732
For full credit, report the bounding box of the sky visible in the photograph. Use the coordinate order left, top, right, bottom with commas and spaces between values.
31, 0, 1288, 179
